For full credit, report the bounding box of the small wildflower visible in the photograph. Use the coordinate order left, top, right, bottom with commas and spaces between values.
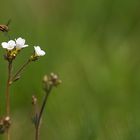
15, 37, 28, 50
34, 46, 46, 56
1, 40, 16, 50
1, 37, 28, 62
30, 46, 46, 61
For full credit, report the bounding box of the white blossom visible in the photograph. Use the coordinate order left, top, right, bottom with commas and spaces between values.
34, 46, 46, 56
15, 37, 28, 49
1, 40, 16, 50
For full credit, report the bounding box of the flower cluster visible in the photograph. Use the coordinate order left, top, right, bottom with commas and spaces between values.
43, 73, 62, 91
1, 37, 45, 62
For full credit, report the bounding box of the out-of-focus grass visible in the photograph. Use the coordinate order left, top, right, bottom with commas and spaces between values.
0, 0, 140, 140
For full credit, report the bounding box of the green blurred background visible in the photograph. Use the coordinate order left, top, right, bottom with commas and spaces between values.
0, 0, 140, 139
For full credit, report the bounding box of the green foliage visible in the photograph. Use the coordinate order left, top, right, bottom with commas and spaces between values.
0, 0, 140, 139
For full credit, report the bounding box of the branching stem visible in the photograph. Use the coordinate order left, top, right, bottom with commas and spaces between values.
10, 60, 30, 83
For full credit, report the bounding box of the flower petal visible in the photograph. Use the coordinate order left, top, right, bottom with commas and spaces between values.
15, 37, 28, 49
7, 40, 16, 50
1, 42, 8, 49
38, 50, 46, 56
8, 40, 16, 47
16, 37, 25, 46
22, 45, 28, 48
34, 46, 46, 56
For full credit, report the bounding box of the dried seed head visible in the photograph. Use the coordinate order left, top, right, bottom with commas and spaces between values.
43, 75, 49, 83
43, 73, 61, 91
0, 116, 11, 134
32, 95, 37, 105
50, 73, 62, 86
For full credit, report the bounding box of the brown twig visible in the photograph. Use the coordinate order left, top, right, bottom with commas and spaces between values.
6, 61, 12, 116
6, 61, 12, 140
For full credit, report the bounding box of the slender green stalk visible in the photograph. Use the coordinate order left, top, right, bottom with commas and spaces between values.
35, 87, 52, 140
10, 60, 30, 83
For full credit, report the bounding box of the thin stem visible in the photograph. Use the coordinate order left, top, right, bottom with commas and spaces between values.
10, 59, 30, 83
6, 61, 12, 116
6, 61, 12, 140
6, 131, 10, 140
35, 87, 52, 140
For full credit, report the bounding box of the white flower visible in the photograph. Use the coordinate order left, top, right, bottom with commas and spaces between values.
15, 37, 28, 49
34, 46, 46, 56
1, 40, 16, 50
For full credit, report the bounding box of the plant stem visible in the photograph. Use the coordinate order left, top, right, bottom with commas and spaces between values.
6, 61, 12, 140
6, 61, 12, 116
35, 87, 52, 140
10, 59, 30, 83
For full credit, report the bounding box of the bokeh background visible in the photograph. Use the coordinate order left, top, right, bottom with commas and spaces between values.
0, 0, 140, 139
